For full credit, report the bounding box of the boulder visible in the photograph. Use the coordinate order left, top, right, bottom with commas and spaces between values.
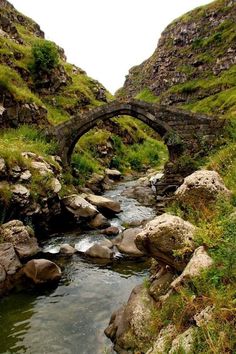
85, 194, 121, 214
30, 160, 53, 176
169, 327, 196, 354
0, 243, 22, 275
9, 165, 21, 180
60, 243, 76, 255
135, 214, 196, 271
122, 185, 156, 206
175, 170, 231, 206
146, 324, 177, 354
105, 285, 155, 353
102, 226, 120, 236
170, 246, 213, 290
86, 173, 104, 194
19, 169, 31, 182
11, 184, 30, 207
1, 220, 39, 259
99, 238, 113, 249
62, 194, 98, 219
89, 213, 110, 229
85, 244, 113, 259
117, 228, 145, 257
105, 168, 122, 180
23, 259, 61, 284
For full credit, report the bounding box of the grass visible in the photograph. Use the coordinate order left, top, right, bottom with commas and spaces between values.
135, 88, 160, 103
0, 125, 58, 168
0, 64, 42, 105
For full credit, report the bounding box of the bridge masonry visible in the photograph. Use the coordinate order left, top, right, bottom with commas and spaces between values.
50, 99, 224, 195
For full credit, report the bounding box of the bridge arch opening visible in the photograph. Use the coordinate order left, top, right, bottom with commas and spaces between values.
70, 113, 170, 185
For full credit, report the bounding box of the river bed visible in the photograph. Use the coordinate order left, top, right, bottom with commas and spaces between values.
0, 180, 156, 354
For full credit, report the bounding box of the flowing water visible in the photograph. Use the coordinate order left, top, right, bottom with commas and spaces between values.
0, 180, 156, 354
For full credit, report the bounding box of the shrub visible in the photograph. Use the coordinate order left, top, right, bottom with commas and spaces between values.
30, 40, 59, 74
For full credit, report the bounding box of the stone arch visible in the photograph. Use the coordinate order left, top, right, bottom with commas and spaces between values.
54, 100, 177, 166
52, 99, 223, 194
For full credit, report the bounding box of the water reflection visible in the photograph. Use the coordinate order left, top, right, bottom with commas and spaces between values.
0, 179, 154, 354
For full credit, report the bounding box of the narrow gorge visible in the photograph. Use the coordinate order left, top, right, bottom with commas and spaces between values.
0, 0, 235, 353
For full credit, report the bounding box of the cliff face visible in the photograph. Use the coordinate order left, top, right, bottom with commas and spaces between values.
119, 0, 236, 118
0, 0, 109, 128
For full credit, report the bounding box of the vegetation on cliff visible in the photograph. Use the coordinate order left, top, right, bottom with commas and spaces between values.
0, 0, 167, 211
116, 0, 236, 352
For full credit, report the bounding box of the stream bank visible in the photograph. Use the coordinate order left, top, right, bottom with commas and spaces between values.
0, 178, 157, 354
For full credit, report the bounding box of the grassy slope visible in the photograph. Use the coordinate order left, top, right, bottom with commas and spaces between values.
0, 2, 168, 187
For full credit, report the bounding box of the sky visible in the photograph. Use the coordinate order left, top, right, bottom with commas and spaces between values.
10, 0, 213, 93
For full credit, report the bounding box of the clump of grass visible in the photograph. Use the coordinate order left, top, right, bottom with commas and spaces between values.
135, 88, 160, 103
0, 125, 58, 169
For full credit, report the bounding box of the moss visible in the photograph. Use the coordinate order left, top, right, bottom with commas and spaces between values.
135, 88, 160, 103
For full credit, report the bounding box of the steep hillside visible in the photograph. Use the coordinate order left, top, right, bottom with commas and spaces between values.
0, 0, 109, 127
0, 0, 167, 183
119, 0, 236, 120
118, 0, 236, 195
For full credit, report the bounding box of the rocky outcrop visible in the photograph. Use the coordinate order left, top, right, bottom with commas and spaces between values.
0, 220, 39, 259
23, 259, 61, 284
0, 242, 22, 275
135, 213, 196, 270
0, 91, 49, 128
175, 170, 231, 206
119, 0, 236, 107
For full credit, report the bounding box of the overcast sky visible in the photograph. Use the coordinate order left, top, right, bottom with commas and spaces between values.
10, 0, 213, 93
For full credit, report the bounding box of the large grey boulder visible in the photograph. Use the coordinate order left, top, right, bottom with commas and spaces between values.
1, 220, 39, 259
175, 170, 231, 205
23, 259, 62, 284
117, 228, 145, 257
0, 243, 22, 275
105, 285, 155, 353
135, 213, 196, 271
62, 194, 98, 219
85, 194, 121, 214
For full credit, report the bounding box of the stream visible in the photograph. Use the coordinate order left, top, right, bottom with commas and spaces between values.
0, 180, 156, 354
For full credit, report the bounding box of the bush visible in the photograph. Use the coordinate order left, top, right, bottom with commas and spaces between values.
30, 40, 59, 74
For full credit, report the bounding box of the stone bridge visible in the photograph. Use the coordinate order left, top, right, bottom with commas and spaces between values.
52, 99, 224, 193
